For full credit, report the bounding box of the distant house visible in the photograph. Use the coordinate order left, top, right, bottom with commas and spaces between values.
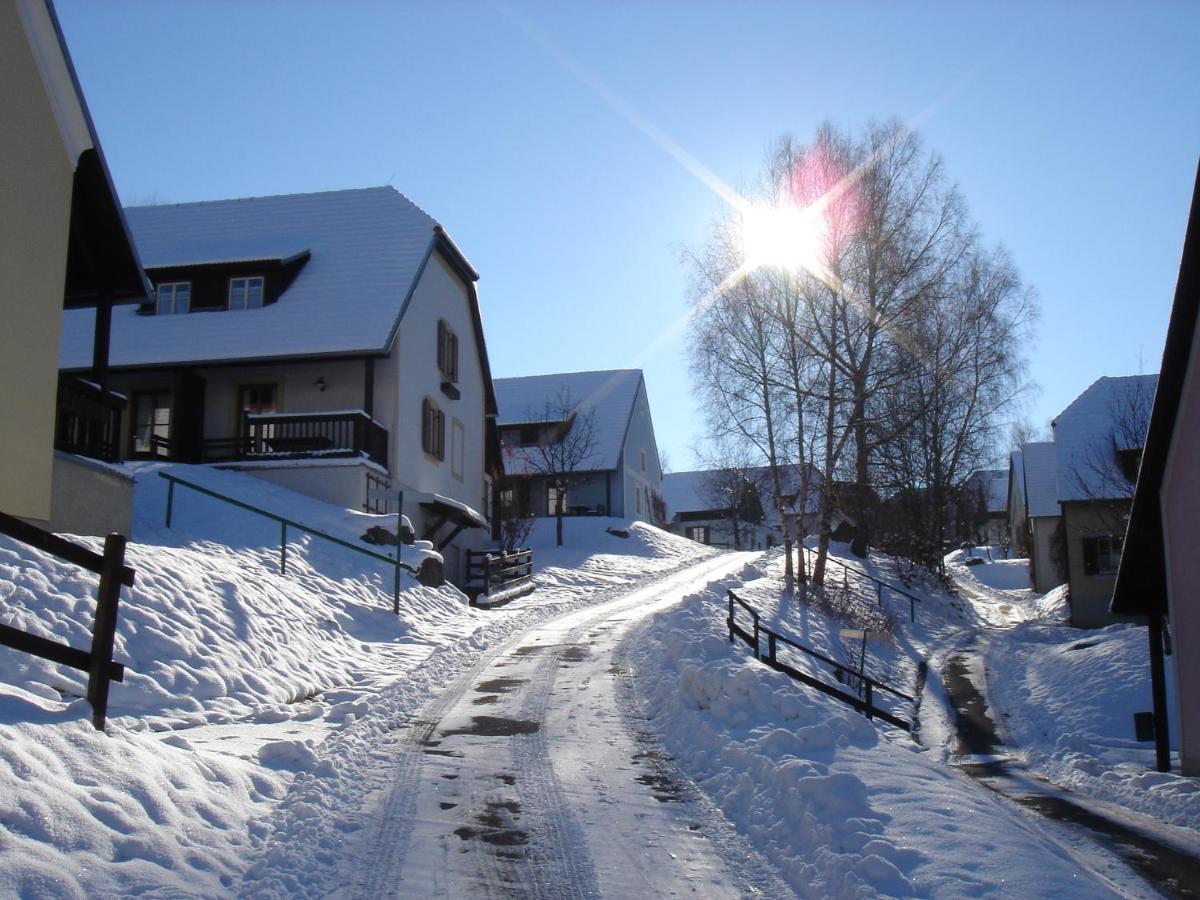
1052, 373, 1157, 626
1, 0, 150, 536
58, 187, 500, 585
1007, 442, 1063, 593
961, 469, 1008, 546
1112, 162, 1200, 775
662, 464, 820, 549
493, 369, 662, 522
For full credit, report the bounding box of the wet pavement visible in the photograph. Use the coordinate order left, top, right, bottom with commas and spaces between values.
945, 651, 1200, 898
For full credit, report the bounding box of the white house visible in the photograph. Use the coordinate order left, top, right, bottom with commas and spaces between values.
1007, 441, 1063, 593
492, 369, 662, 522
662, 464, 821, 549
1, 0, 150, 536
1053, 373, 1157, 626
58, 187, 500, 585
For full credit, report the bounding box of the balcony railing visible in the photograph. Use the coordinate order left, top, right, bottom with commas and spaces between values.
199, 410, 388, 468
55, 377, 125, 463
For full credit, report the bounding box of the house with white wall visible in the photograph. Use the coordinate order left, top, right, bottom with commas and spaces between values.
57, 187, 500, 584
1053, 373, 1157, 626
662, 464, 820, 549
492, 369, 662, 522
1, 0, 150, 537
1112, 161, 1200, 775
1007, 441, 1063, 592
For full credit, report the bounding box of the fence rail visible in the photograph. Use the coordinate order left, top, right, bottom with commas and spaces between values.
801, 545, 923, 622
159, 472, 415, 613
0, 510, 133, 730
726, 589, 915, 731
465, 547, 534, 605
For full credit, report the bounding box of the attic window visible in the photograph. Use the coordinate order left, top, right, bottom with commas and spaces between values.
229, 276, 264, 310
155, 282, 190, 315
1082, 534, 1123, 577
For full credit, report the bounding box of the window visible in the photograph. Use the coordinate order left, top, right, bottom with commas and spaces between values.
547, 484, 566, 516
636, 487, 642, 515
1082, 535, 1123, 577
422, 398, 445, 459
640, 449, 646, 471
685, 526, 710, 544
238, 384, 276, 414
437, 319, 459, 383
451, 418, 465, 481
132, 390, 171, 456
228, 276, 265, 310
155, 282, 190, 315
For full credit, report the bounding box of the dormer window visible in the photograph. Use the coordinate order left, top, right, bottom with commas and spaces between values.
437, 319, 459, 383
229, 276, 264, 310
156, 282, 190, 315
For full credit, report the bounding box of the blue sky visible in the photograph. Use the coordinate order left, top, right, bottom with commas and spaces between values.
57, 1, 1200, 471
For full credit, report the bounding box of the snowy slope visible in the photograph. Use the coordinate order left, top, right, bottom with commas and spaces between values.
625, 550, 1126, 898
0, 464, 712, 896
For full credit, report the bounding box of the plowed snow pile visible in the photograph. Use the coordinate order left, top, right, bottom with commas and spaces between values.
0, 461, 710, 896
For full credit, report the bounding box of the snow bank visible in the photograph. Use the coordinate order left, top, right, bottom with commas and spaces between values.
627, 565, 1119, 897
0, 467, 713, 895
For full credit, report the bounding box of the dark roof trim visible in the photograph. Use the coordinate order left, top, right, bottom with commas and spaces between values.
1112, 159, 1200, 616
45, 2, 150, 308
60, 349, 385, 375
144, 250, 311, 272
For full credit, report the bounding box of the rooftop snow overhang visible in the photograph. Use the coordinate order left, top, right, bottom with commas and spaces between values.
419, 495, 488, 530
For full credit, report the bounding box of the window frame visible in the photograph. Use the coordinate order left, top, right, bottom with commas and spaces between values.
155, 281, 191, 315
1082, 534, 1123, 577
228, 275, 265, 311
437, 319, 460, 383
422, 397, 445, 460
685, 525, 710, 544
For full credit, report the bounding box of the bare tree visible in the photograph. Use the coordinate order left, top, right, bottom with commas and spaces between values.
695, 441, 765, 549
515, 388, 598, 547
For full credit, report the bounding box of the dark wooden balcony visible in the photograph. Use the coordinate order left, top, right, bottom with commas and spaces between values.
55, 376, 125, 463
199, 410, 388, 468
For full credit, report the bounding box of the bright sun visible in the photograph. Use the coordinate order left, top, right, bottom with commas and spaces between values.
740, 203, 825, 273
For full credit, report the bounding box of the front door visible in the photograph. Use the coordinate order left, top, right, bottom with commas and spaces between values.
130, 390, 171, 458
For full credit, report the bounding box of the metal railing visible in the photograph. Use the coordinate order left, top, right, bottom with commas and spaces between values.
0, 510, 133, 729
241, 410, 388, 468
801, 545, 923, 622
159, 472, 415, 613
726, 589, 916, 731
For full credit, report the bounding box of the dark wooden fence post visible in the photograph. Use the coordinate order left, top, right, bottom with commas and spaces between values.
727, 591, 734, 643
864, 681, 874, 721
752, 609, 760, 660
86, 533, 126, 731
768, 632, 777, 666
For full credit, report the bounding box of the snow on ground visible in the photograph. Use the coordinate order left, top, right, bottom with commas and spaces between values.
944, 548, 1199, 829
0, 462, 711, 897
626, 547, 1126, 898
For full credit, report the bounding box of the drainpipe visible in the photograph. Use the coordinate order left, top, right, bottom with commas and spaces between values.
1148, 614, 1171, 773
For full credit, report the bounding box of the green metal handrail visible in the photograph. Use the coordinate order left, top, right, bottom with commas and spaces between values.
159, 471, 415, 613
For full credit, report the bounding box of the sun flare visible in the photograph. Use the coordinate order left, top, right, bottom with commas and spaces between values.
740, 203, 826, 273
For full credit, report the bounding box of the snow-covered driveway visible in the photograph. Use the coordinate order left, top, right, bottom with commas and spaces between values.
347, 551, 792, 898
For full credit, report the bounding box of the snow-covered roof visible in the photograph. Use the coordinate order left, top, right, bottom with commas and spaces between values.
1053, 374, 1158, 503
1020, 441, 1060, 518
662, 464, 821, 524
966, 469, 1008, 514
59, 187, 447, 368
494, 369, 644, 474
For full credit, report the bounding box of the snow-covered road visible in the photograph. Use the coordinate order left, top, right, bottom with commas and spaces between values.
346, 551, 793, 898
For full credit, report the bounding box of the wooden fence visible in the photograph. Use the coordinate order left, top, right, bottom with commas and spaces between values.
0, 510, 133, 730
465, 547, 534, 605
726, 589, 916, 731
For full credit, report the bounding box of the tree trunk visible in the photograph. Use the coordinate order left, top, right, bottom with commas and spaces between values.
555, 489, 564, 547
